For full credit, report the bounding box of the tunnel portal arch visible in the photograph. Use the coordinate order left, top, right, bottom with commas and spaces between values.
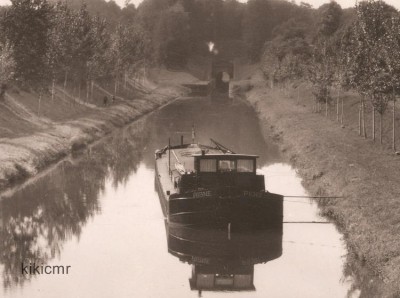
211, 60, 234, 93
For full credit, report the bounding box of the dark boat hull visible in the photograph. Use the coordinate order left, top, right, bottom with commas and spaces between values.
155, 168, 283, 229
168, 194, 283, 228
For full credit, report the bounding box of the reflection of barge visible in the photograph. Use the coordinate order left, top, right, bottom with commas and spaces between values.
166, 221, 283, 292
155, 138, 283, 228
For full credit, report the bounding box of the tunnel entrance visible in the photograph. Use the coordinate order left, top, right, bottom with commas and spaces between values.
211, 59, 234, 96
215, 71, 230, 92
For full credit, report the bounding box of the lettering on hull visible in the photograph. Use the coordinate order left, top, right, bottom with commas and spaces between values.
193, 190, 212, 198
243, 191, 264, 198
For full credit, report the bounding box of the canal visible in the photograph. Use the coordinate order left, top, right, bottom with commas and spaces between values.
0, 98, 360, 297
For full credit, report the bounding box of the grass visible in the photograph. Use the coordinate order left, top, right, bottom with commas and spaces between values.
0, 74, 188, 193
244, 80, 400, 297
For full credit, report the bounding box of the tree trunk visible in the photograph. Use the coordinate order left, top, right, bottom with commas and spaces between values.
52, 79, 55, 103
63, 70, 68, 100
86, 79, 89, 102
124, 71, 127, 90
341, 97, 344, 125
372, 107, 375, 141
325, 96, 328, 117
38, 93, 41, 117
380, 113, 383, 144
362, 100, 367, 138
78, 80, 81, 101
393, 97, 396, 151
358, 103, 361, 136
91, 80, 94, 101
336, 89, 340, 122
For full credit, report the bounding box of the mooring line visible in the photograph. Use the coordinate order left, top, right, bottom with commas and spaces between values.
283, 221, 331, 224
284, 195, 344, 199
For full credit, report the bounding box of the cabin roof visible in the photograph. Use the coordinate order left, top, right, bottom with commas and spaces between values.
160, 143, 259, 174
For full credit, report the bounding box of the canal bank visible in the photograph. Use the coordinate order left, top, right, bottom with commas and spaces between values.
243, 81, 400, 297
0, 97, 355, 297
0, 85, 187, 194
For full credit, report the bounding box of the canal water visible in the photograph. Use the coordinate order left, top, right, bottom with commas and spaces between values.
0, 98, 361, 297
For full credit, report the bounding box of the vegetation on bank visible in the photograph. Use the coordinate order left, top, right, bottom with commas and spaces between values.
261, 0, 400, 152
244, 80, 400, 297
0, 83, 186, 193
2, 0, 399, 147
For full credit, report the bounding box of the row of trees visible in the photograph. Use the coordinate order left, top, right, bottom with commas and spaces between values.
262, 0, 400, 151
0, 0, 148, 102
0, 0, 320, 97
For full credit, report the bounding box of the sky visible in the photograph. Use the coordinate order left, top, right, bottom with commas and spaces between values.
0, 0, 399, 10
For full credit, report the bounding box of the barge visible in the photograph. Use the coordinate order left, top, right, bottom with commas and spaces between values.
154, 137, 283, 228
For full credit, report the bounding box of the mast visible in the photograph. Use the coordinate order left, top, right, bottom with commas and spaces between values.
192, 123, 196, 144
168, 138, 171, 176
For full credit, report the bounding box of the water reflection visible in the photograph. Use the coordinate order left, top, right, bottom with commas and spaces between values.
166, 219, 283, 293
0, 119, 149, 290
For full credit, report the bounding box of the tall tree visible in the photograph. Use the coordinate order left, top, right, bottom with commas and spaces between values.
383, 15, 400, 151
152, 3, 190, 68
3, 0, 52, 89
349, 0, 396, 139
242, 0, 273, 61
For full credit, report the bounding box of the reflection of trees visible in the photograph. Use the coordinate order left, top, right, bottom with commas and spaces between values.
106, 119, 151, 189
0, 118, 150, 289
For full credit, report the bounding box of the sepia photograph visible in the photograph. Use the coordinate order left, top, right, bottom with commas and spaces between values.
0, 0, 399, 297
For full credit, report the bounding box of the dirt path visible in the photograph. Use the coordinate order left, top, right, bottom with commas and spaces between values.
245, 85, 400, 296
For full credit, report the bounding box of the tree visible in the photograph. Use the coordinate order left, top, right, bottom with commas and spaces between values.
242, 0, 273, 61
0, 41, 15, 99
109, 23, 149, 94
47, 1, 74, 101
2, 0, 52, 89
152, 4, 190, 68
307, 43, 334, 114
317, 1, 342, 38
262, 18, 311, 87
348, 0, 396, 140
307, 2, 342, 117
69, 3, 97, 100
383, 15, 400, 151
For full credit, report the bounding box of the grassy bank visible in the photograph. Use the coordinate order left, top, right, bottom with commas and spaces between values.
0, 72, 191, 194
242, 80, 400, 297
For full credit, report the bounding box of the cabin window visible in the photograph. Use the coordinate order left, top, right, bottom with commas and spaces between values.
200, 159, 217, 172
237, 159, 254, 172
218, 160, 235, 172
233, 274, 252, 288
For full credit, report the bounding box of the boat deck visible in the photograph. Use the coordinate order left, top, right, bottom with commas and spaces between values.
156, 158, 175, 196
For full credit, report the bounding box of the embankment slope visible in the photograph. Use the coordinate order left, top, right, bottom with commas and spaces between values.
0, 73, 190, 193
245, 83, 400, 296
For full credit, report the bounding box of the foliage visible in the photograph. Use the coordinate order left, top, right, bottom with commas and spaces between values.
2, 0, 52, 89
0, 40, 15, 85
347, 0, 397, 114
153, 6, 190, 67
262, 18, 312, 83
307, 43, 334, 106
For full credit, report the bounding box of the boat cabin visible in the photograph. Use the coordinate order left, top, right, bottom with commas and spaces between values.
160, 145, 265, 195
193, 153, 257, 174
